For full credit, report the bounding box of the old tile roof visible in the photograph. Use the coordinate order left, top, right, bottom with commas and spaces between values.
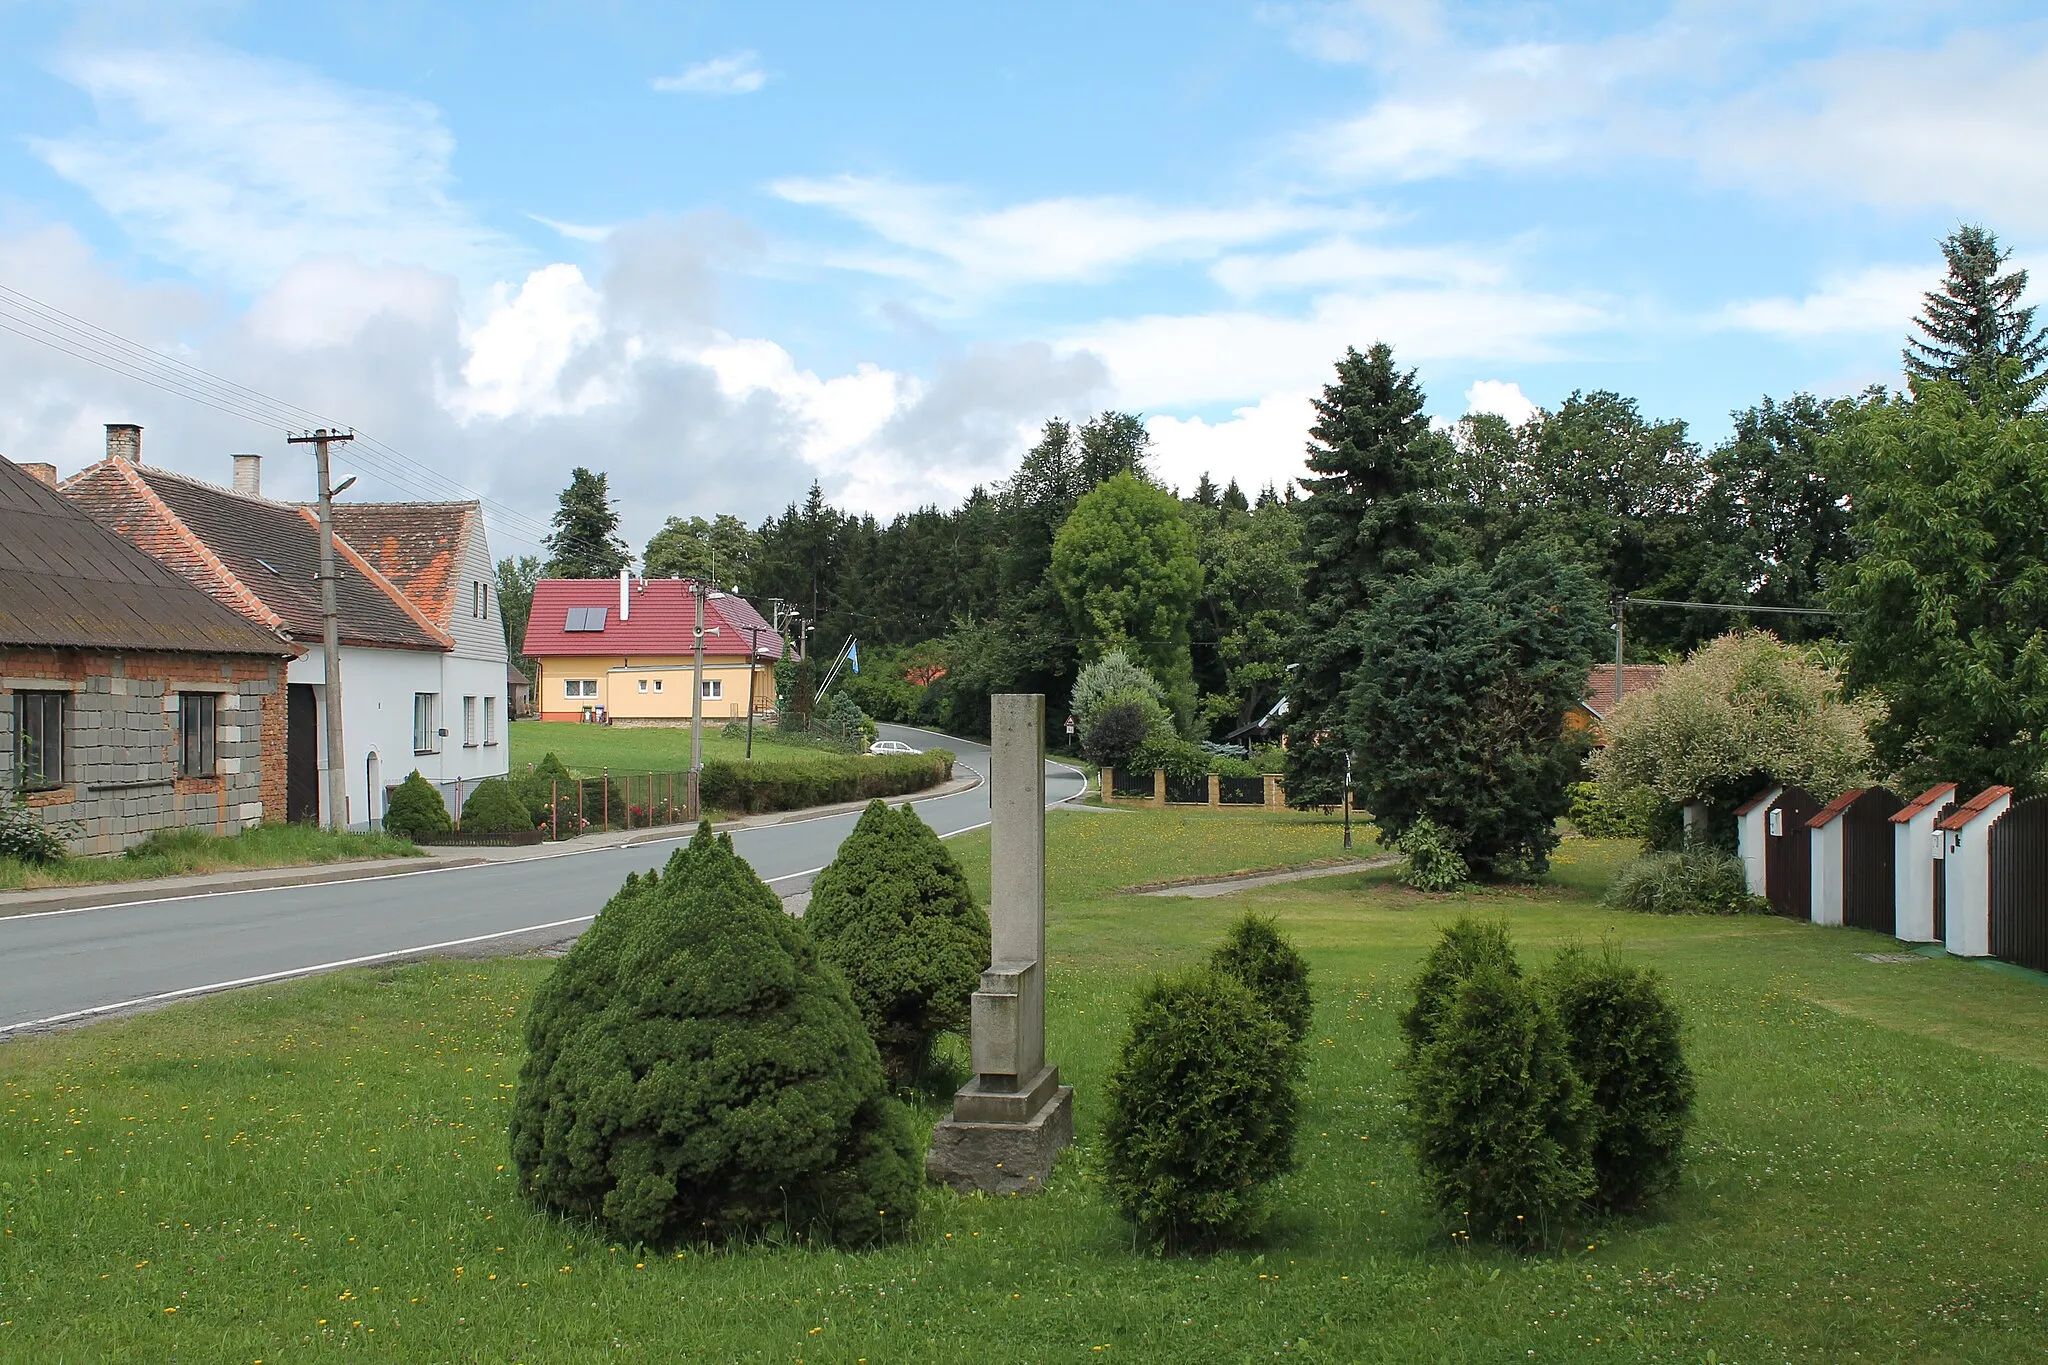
62, 460, 452, 653
1734, 786, 1783, 817
328, 502, 474, 629
0, 455, 292, 657
522, 578, 784, 660
1890, 783, 1959, 824
1806, 788, 1867, 830
1578, 664, 1671, 720
1936, 786, 2014, 832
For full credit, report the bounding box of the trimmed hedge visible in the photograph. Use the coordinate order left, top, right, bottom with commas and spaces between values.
698, 751, 954, 815
383, 770, 451, 841
458, 778, 532, 834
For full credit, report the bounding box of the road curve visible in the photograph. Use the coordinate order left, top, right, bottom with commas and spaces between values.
0, 724, 1084, 1036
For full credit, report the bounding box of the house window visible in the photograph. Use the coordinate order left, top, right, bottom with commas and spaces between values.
653, 679, 663, 693
413, 693, 441, 754
564, 678, 598, 699
463, 695, 479, 747
701, 679, 723, 700
178, 692, 218, 778
637, 679, 648, 693
11, 691, 66, 791
483, 696, 498, 746
473, 581, 490, 619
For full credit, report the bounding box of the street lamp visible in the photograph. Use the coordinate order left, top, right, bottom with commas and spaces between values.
1343, 751, 1354, 851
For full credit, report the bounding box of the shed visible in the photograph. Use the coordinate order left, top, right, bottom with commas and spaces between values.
1806, 787, 1900, 932
1890, 784, 1957, 944
1734, 786, 1782, 898
1936, 786, 2013, 958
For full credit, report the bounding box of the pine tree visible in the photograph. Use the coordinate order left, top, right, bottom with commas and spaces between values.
1192, 472, 1220, 508
1221, 478, 1249, 513
1282, 343, 1452, 805
544, 467, 631, 579
1905, 224, 2048, 407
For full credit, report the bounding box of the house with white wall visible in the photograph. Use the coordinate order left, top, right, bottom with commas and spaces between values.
62, 428, 505, 829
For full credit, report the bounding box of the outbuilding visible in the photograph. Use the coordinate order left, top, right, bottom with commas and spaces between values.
1890, 784, 1957, 944
1935, 786, 2014, 958
1735, 786, 1782, 898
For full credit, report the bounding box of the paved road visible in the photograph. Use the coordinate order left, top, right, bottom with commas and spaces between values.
0, 725, 1083, 1036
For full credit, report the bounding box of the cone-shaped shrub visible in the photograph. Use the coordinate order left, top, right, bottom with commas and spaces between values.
1545, 948, 1694, 1213
1408, 962, 1592, 1247
804, 800, 989, 1084
508, 823, 919, 1247
1400, 917, 1519, 1060
459, 777, 533, 834
511, 753, 577, 835
382, 769, 450, 840
1101, 966, 1301, 1250
1209, 913, 1313, 1046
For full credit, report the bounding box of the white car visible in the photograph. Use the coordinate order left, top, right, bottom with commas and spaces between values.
868, 739, 922, 756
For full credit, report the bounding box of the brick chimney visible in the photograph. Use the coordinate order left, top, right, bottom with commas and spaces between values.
105, 423, 142, 464
232, 453, 262, 496
20, 462, 58, 487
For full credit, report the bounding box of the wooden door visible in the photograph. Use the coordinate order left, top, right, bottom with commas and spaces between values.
1990, 794, 2048, 972
286, 683, 319, 824
1765, 787, 1820, 919
1841, 787, 1902, 934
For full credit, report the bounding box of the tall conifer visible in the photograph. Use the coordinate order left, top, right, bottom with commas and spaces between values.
1905, 224, 2048, 406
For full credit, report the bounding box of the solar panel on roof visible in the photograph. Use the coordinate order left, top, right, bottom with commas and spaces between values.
563, 605, 608, 632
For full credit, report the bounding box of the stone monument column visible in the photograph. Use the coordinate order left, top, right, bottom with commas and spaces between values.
926, 693, 1075, 1195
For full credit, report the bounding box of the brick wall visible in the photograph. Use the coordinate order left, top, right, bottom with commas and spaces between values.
258, 683, 289, 821
1, 647, 286, 856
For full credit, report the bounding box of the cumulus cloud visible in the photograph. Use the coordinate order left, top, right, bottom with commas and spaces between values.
1716, 264, 1934, 338
652, 51, 767, 96
1463, 378, 1538, 423
1146, 391, 1317, 499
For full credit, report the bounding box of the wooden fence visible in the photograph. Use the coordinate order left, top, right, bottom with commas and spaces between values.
1100, 768, 1288, 810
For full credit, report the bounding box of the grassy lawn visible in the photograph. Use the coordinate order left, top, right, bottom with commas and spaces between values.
506, 720, 851, 776
5, 809, 2048, 1361
0, 825, 421, 894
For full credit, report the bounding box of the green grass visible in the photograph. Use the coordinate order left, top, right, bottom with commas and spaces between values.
4, 813, 2047, 1361
0, 825, 422, 894
506, 720, 850, 776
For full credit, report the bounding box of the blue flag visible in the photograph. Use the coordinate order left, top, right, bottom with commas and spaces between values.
849, 639, 860, 675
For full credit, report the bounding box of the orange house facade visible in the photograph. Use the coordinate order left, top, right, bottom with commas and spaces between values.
522, 575, 782, 724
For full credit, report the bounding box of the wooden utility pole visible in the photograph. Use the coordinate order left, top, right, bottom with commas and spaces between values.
288, 428, 356, 831
744, 623, 761, 760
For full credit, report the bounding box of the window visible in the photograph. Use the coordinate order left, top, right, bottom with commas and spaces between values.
472, 580, 490, 619
483, 696, 498, 746
177, 692, 218, 778
701, 679, 723, 700
653, 678, 663, 693
11, 691, 66, 790
413, 693, 440, 754
462, 695, 479, 747
637, 679, 648, 693
564, 678, 598, 699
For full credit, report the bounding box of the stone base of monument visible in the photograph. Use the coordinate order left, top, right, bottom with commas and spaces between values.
925, 1064, 1074, 1196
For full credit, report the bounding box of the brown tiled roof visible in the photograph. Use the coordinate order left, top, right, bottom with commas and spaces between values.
328, 502, 474, 628
1579, 664, 1671, 719
1936, 786, 2013, 832
1890, 783, 1959, 824
1734, 786, 1782, 817
62, 461, 451, 653
1806, 788, 1866, 830
0, 455, 291, 657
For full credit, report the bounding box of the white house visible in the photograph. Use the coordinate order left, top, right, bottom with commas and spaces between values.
1891, 784, 1957, 944
63, 433, 509, 830
1936, 786, 2013, 958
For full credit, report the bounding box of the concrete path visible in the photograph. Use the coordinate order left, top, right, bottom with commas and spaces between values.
1138, 856, 1399, 898
0, 726, 1083, 1037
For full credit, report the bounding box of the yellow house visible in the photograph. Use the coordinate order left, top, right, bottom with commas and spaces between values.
523, 574, 782, 724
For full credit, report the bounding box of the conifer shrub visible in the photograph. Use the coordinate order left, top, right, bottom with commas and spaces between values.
1209, 913, 1313, 1046
382, 770, 451, 841
511, 753, 580, 835
1545, 948, 1694, 1213
1407, 961, 1592, 1247
1101, 966, 1302, 1249
458, 778, 533, 834
1399, 917, 1520, 1060
508, 823, 919, 1248
804, 800, 990, 1084
1397, 816, 1469, 891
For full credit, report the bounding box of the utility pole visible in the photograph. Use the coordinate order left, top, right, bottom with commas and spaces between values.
691, 580, 706, 774
288, 428, 355, 831
744, 623, 761, 760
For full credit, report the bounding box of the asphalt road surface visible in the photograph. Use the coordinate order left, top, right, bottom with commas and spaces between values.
0, 724, 1084, 1036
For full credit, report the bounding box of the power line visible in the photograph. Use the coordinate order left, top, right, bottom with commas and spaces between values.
0, 283, 557, 551
1623, 596, 1843, 617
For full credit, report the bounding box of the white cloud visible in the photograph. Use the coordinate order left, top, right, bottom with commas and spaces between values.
32, 45, 522, 290
1212, 234, 1505, 296
774, 175, 1374, 298
652, 51, 767, 96
1146, 391, 1317, 498
451, 264, 613, 421
1463, 378, 1538, 423
526, 213, 615, 244
1716, 264, 1932, 338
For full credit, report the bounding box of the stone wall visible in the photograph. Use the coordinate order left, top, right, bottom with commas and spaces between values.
1, 647, 285, 856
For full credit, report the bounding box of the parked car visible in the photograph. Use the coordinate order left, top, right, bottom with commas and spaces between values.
868, 739, 922, 756
1201, 741, 1250, 759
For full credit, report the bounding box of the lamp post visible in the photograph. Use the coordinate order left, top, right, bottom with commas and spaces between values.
1342, 750, 1354, 851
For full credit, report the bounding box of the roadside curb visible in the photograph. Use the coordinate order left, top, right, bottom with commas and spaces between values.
0, 854, 487, 919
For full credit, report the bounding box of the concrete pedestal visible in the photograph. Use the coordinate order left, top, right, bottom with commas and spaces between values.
926, 1067, 1074, 1196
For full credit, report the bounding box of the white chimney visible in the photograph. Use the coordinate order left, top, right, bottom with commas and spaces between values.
106, 423, 141, 464
619, 567, 631, 621
232, 453, 262, 496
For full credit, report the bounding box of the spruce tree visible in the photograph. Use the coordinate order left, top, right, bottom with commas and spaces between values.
1904, 224, 2048, 407
1282, 343, 1451, 805
544, 467, 631, 579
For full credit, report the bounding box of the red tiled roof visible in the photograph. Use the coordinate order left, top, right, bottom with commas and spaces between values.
522, 578, 784, 660
1579, 664, 1671, 719
329, 503, 474, 628
1806, 788, 1867, 830
1890, 783, 1959, 824
1936, 786, 2014, 832
63, 460, 452, 652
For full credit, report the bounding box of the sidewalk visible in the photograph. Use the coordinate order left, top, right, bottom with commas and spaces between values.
0, 772, 983, 918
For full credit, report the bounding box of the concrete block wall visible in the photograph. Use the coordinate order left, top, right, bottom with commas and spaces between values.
1, 647, 285, 856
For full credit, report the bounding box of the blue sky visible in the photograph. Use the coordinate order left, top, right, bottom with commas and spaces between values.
2, 1, 2044, 555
